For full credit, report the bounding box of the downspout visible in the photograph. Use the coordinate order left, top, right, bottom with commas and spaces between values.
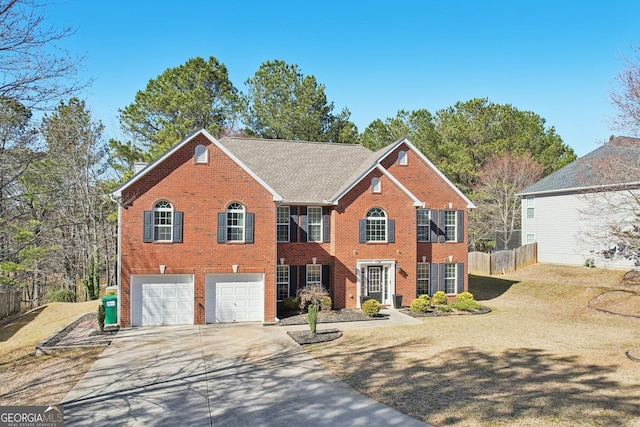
110, 194, 123, 326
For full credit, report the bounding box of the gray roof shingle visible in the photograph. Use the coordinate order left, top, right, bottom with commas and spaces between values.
519, 136, 640, 196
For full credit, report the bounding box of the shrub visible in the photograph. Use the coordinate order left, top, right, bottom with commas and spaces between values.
281, 296, 300, 313
361, 299, 381, 317
297, 284, 329, 310
97, 304, 106, 332
451, 299, 481, 311
437, 305, 452, 312
418, 294, 430, 300
307, 303, 318, 334
320, 296, 332, 311
456, 292, 475, 303
432, 291, 449, 305
410, 297, 431, 313
46, 289, 76, 303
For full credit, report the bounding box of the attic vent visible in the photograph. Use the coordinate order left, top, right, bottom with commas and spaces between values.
134, 162, 147, 174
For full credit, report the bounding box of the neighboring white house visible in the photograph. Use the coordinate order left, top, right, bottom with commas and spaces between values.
518, 136, 640, 270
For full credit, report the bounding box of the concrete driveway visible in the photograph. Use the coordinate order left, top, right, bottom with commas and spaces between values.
62, 323, 428, 426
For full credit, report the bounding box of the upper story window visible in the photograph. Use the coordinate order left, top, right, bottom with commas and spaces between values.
358, 207, 395, 243
398, 150, 408, 165
143, 201, 183, 243
371, 177, 381, 193
417, 209, 430, 242
307, 207, 322, 242
194, 144, 208, 163
526, 196, 535, 219
277, 206, 290, 242
217, 203, 254, 244
444, 210, 457, 241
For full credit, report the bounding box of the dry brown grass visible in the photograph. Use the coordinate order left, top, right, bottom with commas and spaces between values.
305, 264, 640, 427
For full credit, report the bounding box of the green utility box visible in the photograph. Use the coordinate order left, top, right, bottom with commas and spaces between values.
101, 294, 118, 325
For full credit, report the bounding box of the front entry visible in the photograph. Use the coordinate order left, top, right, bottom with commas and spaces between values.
358, 261, 395, 306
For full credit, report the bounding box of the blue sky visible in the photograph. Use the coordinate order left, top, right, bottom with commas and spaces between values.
46, 0, 640, 156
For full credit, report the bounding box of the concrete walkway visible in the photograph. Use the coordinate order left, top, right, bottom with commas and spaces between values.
62, 309, 429, 426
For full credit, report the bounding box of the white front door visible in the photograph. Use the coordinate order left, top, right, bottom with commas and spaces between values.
358, 261, 395, 306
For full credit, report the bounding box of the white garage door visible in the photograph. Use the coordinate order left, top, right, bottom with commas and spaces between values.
205, 273, 264, 323
130, 275, 194, 327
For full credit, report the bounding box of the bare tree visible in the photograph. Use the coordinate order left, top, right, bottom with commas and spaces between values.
472, 153, 544, 250
0, 0, 87, 109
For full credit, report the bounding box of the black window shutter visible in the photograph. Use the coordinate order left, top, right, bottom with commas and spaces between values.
300, 265, 307, 288
457, 262, 465, 294
358, 219, 366, 243
430, 209, 438, 242
439, 263, 446, 291
216, 212, 226, 243
322, 264, 330, 288
289, 206, 298, 242
439, 210, 446, 242
245, 212, 255, 243
143, 211, 153, 242
300, 206, 308, 242
173, 211, 183, 243
322, 207, 330, 243
429, 263, 438, 295
388, 219, 395, 243
457, 210, 464, 243
289, 265, 298, 297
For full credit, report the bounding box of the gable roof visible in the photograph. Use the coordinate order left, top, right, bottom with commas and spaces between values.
518, 136, 640, 196
112, 129, 475, 208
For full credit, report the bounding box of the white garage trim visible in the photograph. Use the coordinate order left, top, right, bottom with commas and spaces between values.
130, 274, 194, 327
205, 273, 264, 323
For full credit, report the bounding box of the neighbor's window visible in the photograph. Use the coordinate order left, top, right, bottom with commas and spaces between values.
444, 210, 457, 241
226, 202, 245, 241
276, 265, 289, 301
277, 206, 289, 242
366, 207, 387, 241
417, 262, 430, 296
417, 209, 430, 242
306, 264, 321, 285
444, 263, 456, 294
526, 233, 535, 244
153, 201, 173, 241
307, 207, 322, 242
526, 196, 535, 219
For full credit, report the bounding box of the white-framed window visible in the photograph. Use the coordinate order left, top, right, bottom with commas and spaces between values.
276, 265, 289, 301
526, 196, 535, 219
398, 150, 408, 165
444, 263, 456, 294
194, 144, 208, 163
306, 264, 321, 285
417, 209, 430, 242
277, 206, 289, 242
526, 233, 535, 244
417, 262, 429, 296
371, 177, 381, 193
153, 201, 173, 241
307, 207, 322, 242
444, 210, 457, 241
226, 202, 245, 241
366, 207, 387, 242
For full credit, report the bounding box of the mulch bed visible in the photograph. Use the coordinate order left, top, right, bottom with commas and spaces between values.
287, 329, 343, 345
278, 308, 388, 326
401, 306, 492, 317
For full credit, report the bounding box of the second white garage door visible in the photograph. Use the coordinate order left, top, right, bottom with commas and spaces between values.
205, 273, 264, 323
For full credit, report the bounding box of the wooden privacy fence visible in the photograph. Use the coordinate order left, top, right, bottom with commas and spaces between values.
0, 286, 21, 319
468, 242, 537, 275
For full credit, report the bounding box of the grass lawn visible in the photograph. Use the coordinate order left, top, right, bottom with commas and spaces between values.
305, 264, 640, 426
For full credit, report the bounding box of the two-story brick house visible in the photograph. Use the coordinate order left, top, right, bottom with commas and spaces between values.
112, 129, 474, 327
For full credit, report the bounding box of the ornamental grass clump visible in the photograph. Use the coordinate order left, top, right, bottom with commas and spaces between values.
361, 299, 381, 317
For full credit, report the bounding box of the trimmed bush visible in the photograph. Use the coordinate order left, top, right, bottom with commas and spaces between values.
46, 289, 76, 303
410, 297, 431, 313
418, 294, 430, 300
432, 291, 448, 305
307, 303, 318, 334
451, 299, 481, 311
361, 299, 381, 317
437, 304, 452, 312
320, 296, 332, 311
281, 296, 299, 313
456, 292, 475, 302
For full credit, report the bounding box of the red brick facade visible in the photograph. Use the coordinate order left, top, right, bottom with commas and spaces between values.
114, 132, 472, 327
